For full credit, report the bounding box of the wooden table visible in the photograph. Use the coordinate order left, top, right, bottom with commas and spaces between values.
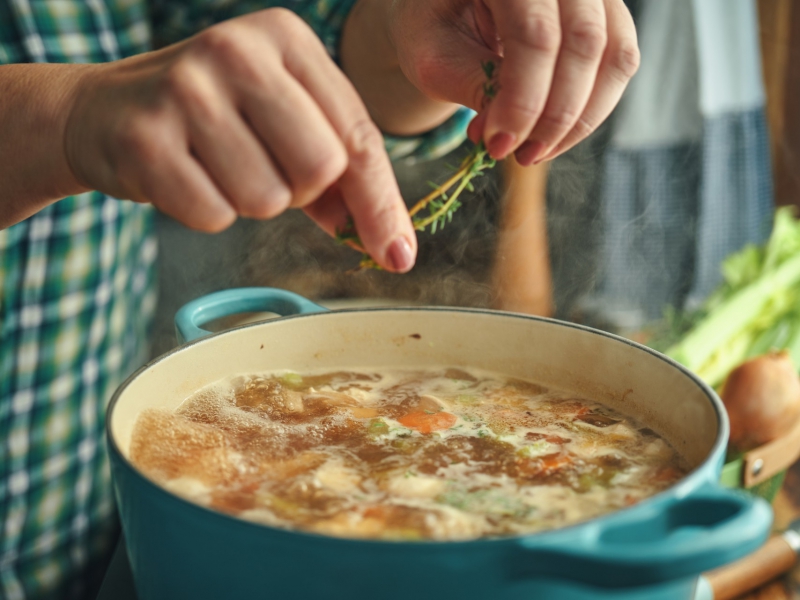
737, 460, 800, 599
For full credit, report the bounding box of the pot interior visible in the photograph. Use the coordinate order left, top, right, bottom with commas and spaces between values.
110, 309, 721, 470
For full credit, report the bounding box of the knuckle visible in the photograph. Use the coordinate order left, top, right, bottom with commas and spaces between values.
370, 199, 397, 225
193, 26, 266, 82
266, 7, 306, 30
114, 115, 162, 164
502, 97, 545, 124
240, 187, 292, 219
564, 20, 607, 61
304, 150, 347, 196
609, 40, 641, 80
261, 8, 314, 48
513, 12, 562, 54
344, 120, 385, 170
538, 107, 581, 132
195, 25, 247, 63
186, 209, 236, 233
571, 115, 597, 139
161, 61, 196, 100
161, 61, 229, 126
360, 196, 405, 244
195, 29, 283, 91
284, 146, 348, 209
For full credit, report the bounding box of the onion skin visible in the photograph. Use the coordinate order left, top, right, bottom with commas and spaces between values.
721, 351, 800, 452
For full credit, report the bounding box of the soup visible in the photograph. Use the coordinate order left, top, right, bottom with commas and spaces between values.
129, 368, 686, 541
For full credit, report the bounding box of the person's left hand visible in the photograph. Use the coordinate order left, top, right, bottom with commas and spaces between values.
388, 0, 640, 164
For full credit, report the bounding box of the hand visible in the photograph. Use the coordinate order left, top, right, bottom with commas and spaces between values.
388, 0, 640, 164
64, 9, 417, 272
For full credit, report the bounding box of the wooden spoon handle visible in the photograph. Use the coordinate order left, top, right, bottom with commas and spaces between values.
704, 534, 798, 600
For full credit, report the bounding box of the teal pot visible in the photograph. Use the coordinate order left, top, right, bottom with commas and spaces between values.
107, 288, 772, 600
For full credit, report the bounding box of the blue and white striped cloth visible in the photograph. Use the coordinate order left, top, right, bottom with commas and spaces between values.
573, 0, 773, 331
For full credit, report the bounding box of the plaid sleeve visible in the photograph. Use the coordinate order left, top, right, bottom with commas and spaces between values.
150, 0, 468, 162
150, 0, 357, 61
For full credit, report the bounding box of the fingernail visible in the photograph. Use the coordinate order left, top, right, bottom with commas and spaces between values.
487, 132, 517, 160
515, 140, 546, 166
387, 236, 415, 273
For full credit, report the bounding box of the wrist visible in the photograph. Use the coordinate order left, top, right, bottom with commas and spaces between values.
60, 63, 102, 193
341, 0, 458, 136
0, 63, 97, 227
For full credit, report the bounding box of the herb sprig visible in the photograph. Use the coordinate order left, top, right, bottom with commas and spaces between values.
335, 61, 499, 271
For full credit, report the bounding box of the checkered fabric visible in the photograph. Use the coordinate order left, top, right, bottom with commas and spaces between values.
0, 2, 468, 598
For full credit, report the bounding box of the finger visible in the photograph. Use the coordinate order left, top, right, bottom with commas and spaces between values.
238, 69, 348, 210
175, 64, 293, 219
302, 185, 350, 238
114, 108, 236, 231
468, 111, 488, 144
338, 129, 417, 273
534, 0, 639, 162
482, 0, 561, 159
283, 33, 417, 272
142, 153, 236, 233
514, 0, 607, 165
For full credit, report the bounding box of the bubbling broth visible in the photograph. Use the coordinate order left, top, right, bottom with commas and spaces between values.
129, 368, 686, 541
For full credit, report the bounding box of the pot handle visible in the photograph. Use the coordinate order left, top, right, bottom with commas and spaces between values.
175, 287, 327, 343
512, 485, 772, 588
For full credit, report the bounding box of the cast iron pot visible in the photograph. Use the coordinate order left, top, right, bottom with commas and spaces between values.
106, 287, 773, 600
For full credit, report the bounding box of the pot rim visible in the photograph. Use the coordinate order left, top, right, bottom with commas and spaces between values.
106, 305, 726, 547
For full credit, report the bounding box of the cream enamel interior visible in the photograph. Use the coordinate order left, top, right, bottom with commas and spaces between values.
110, 309, 721, 470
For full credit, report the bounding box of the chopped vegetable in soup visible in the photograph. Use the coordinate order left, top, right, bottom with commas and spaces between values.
129, 368, 686, 541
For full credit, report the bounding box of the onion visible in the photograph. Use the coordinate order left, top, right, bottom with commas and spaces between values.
721, 350, 800, 451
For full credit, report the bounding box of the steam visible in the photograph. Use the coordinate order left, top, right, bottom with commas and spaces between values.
150, 137, 604, 358
545, 123, 610, 323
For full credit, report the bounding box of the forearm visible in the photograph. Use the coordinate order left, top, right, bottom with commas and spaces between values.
340, 0, 459, 137
0, 64, 92, 227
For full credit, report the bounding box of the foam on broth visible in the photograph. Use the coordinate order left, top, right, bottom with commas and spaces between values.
129, 367, 687, 541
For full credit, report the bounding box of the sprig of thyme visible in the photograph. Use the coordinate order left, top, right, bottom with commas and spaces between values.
336, 61, 499, 271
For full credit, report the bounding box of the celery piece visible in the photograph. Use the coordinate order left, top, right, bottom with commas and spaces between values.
280, 372, 304, 388
747, 319, 793, 360
368, 419, 389, 436
784, 319, 800, 370
517, 440, 552, 458
763, 207, 800, 271
721, 243, 763, 289
666, 252, 800, 378
694, 329, 757, 389
658, 208, 800, 387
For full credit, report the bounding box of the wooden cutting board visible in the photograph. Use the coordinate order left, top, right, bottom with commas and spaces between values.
735, 461, 800, 599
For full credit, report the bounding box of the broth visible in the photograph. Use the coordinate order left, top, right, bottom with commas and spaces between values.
129, 368, 686, 541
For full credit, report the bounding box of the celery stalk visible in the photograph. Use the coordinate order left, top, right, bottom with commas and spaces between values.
666, 252, 800, 381
783, 317, 800, 369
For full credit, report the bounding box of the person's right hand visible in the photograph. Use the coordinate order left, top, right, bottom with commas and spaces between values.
64, 9, 417, 272
387, 0, 640, 164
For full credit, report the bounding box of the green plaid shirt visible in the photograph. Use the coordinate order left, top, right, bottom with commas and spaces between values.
0, 1, 468, 599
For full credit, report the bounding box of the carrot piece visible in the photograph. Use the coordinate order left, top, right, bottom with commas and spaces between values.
652, 465, 682, 483
397, 411, 457, 434
539, 453, 571, 472
517, 452, 573, 478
